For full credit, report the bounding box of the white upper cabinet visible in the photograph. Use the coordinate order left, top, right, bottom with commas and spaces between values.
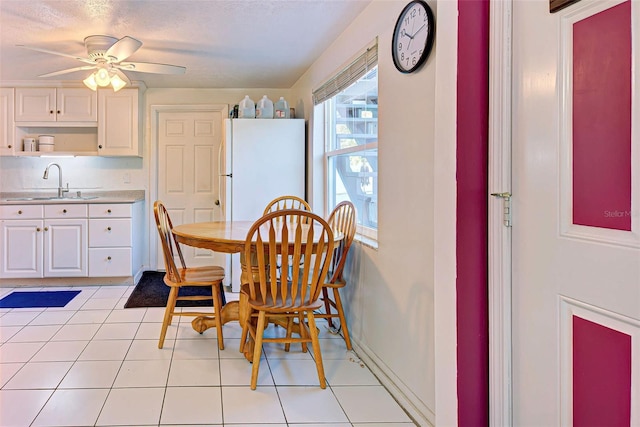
2, 85, 141, 157
98, 88, 140, 156
0, 88, 15, 155
15, 87, 97, 123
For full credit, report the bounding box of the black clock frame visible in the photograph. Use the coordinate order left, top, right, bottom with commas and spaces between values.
392, 0, 436, 74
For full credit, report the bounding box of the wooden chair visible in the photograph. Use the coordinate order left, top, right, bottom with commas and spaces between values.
153, 200, 226, 350
264, 195, 311, 278
239, 209, 334, 389
316, 201, 357, 350
263, 195, 311, 214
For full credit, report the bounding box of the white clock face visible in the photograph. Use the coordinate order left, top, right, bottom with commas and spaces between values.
393, 1, 434, 73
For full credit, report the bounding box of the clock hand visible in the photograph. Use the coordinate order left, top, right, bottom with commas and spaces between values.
410, 24, 426, 38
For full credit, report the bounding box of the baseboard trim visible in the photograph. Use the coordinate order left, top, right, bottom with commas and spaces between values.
0, 276, 134, 287
352, 338, 435, 427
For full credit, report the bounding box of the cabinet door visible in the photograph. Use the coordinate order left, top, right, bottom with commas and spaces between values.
57, 88, 97, 122
0, 88, 15, 155
0, 219, 43, 278
43, 218, 88, 277
98, 88, 140, 156
15, 88, 56, 122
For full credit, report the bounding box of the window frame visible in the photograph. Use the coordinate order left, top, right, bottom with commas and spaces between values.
321, 70, 378, 242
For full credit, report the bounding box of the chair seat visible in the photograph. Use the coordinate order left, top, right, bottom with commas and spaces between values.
240, 283, 323, 313
165, 265, 225, 287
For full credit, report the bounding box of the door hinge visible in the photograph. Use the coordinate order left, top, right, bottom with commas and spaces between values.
491, 192, 512, 227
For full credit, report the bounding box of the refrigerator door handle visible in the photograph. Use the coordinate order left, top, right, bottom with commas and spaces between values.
218, 143, 226, 211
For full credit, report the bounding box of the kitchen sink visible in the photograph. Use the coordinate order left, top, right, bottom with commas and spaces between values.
5, 196, 99, 201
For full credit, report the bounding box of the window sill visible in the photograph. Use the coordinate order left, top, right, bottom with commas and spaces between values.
355, 234, 378, 250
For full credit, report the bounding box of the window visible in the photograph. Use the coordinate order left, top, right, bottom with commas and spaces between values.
313, 43, 378, 240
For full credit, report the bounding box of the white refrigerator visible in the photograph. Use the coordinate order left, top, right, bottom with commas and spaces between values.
221, 118, 306, 291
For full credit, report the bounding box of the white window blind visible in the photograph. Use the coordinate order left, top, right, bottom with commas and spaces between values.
312, 42, 378, 105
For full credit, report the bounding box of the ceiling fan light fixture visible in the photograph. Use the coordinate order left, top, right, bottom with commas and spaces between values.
21, 35, 181, 91
95, 67, 111, 87
83, 73, 98, 91
110, 73, 127, 92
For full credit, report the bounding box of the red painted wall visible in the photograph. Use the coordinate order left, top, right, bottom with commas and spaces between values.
456, 0, 489, 424
573, 1, 631, 230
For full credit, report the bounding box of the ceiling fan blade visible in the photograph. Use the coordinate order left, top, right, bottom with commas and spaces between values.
39, 65, 97, 78
117, 61, 186, 75
105, 36, 142, 62
16, 45, 94, 64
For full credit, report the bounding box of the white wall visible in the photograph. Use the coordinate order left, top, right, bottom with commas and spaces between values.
289, 1, 457, 425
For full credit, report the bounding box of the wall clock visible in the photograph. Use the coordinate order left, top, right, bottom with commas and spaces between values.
392, 0, 435, 73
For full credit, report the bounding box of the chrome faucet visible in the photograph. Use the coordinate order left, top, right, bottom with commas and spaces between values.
43, 163, 69, 198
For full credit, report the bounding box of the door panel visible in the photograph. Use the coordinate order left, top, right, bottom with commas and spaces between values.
157, 111, 224, 269
511, 1, 640, 425
44, 219, 87, 277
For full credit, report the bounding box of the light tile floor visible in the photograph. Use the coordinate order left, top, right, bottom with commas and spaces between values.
0, 285, 417, 427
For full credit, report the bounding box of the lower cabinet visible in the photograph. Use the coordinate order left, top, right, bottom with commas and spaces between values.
0, 214, 43, 278
0, 200, 142, 279
0, 204, 87, 278
88, 201, 143, 277
44, 220, 88, 277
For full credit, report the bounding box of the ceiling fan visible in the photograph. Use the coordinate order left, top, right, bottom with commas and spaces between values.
17, 35, 186, 91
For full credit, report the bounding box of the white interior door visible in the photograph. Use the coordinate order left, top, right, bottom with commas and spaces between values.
511, 1, 640, 425
157, 110, 225, 270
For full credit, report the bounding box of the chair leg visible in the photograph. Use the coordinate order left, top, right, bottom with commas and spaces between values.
306, 311, 326, 389
212, 283, 224, 350
298, 311, 308, 353
239, 293, 250, 353
250, 311, 267, 390
284, 316, 293, 352
322, 287, 334, 328
332, 288, 352, 351
159, 286, 179, 349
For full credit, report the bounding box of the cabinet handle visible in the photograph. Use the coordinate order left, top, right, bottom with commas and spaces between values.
107, 209, 112, 214
107, 227, 112, 231
50, 110, 54, 114
7, 144, 11, 149
17, 210, 22, 215
36, 227, 41, 232
98, 145, 103, 149
107, 256, 112, 261
63, 209, 67, 213
57, 110, 61, 114
44, 227, 49, 231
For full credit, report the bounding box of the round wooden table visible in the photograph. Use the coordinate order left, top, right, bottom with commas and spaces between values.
172, 220, 342, 360
172, 221, 254, 332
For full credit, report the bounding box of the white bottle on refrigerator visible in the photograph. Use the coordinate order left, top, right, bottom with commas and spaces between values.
274, 97, 290, 118
256, 95, 274, 119
238, 95, 255, 118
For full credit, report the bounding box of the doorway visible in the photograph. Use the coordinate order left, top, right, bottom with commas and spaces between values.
150, 104, 228, 271
492, 1, 640, 424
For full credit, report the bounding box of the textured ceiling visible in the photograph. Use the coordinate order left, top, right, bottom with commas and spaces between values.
0, 0, 371, 89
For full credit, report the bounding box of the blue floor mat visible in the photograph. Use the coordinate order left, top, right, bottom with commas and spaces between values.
0, 290, 81, 308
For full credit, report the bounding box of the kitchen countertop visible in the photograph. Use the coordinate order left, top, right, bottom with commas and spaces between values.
0, 190, 145, 205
